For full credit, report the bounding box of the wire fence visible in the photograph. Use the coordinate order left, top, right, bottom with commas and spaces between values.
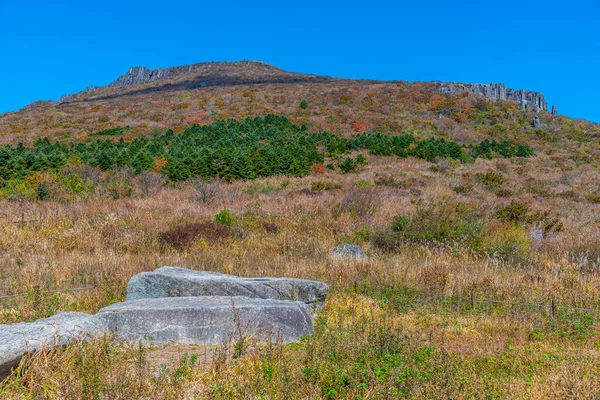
2, 284, 600, 327
0, 209, 61, 225
0, 286, 97, 301
354, 284, 600, 326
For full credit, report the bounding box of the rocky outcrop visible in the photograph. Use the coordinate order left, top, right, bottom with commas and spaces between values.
108, 61, 273, 88
126, 267, 329, 310
470, 83, 507, 100
1, 267, 328, 378
59, 85, 96, 103
440, 83, 550, 112
507, 89, 547, 112
108, 66, 179, 87
552, 105, 558, 116
97, 296, 314, 345
0, 312, 107, 378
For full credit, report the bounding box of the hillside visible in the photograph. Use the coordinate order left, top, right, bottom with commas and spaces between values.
2, 62, 600, 398
1, 61, 597, 150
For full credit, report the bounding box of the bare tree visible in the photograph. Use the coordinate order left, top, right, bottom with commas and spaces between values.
135, 171, 165, 197
191, 179, 220, 204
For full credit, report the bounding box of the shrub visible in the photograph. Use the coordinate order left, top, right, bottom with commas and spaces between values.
312, 164, 326, 174
586, 194, 600, 203
451, 184, 471, 194
495, 188, 513, 197
339, 155, 366, 174
482, 223, 531, 264
392, 198, 485, 249
262, 222, 279, 234
103, 168, 134, 199
374, 174, 412, 189
91, 126, 129, 136
299, 100, 309, 109
495, 201, 562, 234
475, 171, 505, 189
35, 182, 49, 200
311, 181, 341, 191
159, 222, 231, 249
494, 201, 530, 223
470, 139, 534, 158
339, 157, 358, 173
371, 229, 400, 252
341, 187, 377, 217
215, 209, 235, 227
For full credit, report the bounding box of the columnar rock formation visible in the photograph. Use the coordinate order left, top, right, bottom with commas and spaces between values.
108, 61, 272, 87
440, 82, 552, 113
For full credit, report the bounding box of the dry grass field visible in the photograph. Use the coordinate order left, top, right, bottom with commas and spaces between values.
1, 63, 600, 398
2, 154, 600, 398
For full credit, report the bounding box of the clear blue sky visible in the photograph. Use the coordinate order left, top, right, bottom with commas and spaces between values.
1, 0, 599, 122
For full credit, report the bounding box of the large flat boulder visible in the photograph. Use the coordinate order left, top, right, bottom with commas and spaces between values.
0, 312, 107, 379
97, 296, 314, 346
126, 267, 329, 310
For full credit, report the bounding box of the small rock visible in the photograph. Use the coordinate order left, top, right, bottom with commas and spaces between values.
532, 116, 541, 128
0, 312, 107, 378
331, 243, 366, 260
530, 229, 544, 241
97, 296, 314, 346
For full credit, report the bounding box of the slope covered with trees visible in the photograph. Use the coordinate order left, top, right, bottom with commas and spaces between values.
0, 115, 532, 196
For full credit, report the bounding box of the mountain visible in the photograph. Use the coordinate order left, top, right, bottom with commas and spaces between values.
0, 61, 595, 149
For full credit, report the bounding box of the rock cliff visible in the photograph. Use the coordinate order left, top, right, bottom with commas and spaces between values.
108, 61, 277, 87
440, 83, 550, 112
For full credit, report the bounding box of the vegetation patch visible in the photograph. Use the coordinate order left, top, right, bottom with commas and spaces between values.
90, 126, 130, 136
158, 222, 231, 249
0, 116, 533, 196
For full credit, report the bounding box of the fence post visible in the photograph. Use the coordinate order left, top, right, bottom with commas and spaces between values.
551, 298, 557, 317
471, 291, 476, 311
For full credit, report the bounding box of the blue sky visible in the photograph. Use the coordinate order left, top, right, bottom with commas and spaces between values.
1, 0, 599, 122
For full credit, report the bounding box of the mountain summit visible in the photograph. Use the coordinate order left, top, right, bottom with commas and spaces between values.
108, 61, 284, 87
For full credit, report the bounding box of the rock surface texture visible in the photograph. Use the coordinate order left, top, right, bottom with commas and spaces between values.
126, 267, 329, 310
440, 83, 548, 112
0, 312, 107, 378
1, 268, 328, 377
97, 296, 314, 345
331, 243, 366, 260
108, 61, 274, 88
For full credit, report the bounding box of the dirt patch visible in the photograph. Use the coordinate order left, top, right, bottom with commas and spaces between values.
145, 344, 218, 370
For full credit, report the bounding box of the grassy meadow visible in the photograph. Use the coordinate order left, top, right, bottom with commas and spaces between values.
2, 150, 600, 398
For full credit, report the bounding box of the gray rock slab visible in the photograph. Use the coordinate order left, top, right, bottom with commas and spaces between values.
126, 267, 329, 310
0, 312, 107, 379
97, 296, 314, 346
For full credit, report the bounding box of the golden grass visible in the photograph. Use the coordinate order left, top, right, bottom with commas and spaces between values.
2, 155, 600, 397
